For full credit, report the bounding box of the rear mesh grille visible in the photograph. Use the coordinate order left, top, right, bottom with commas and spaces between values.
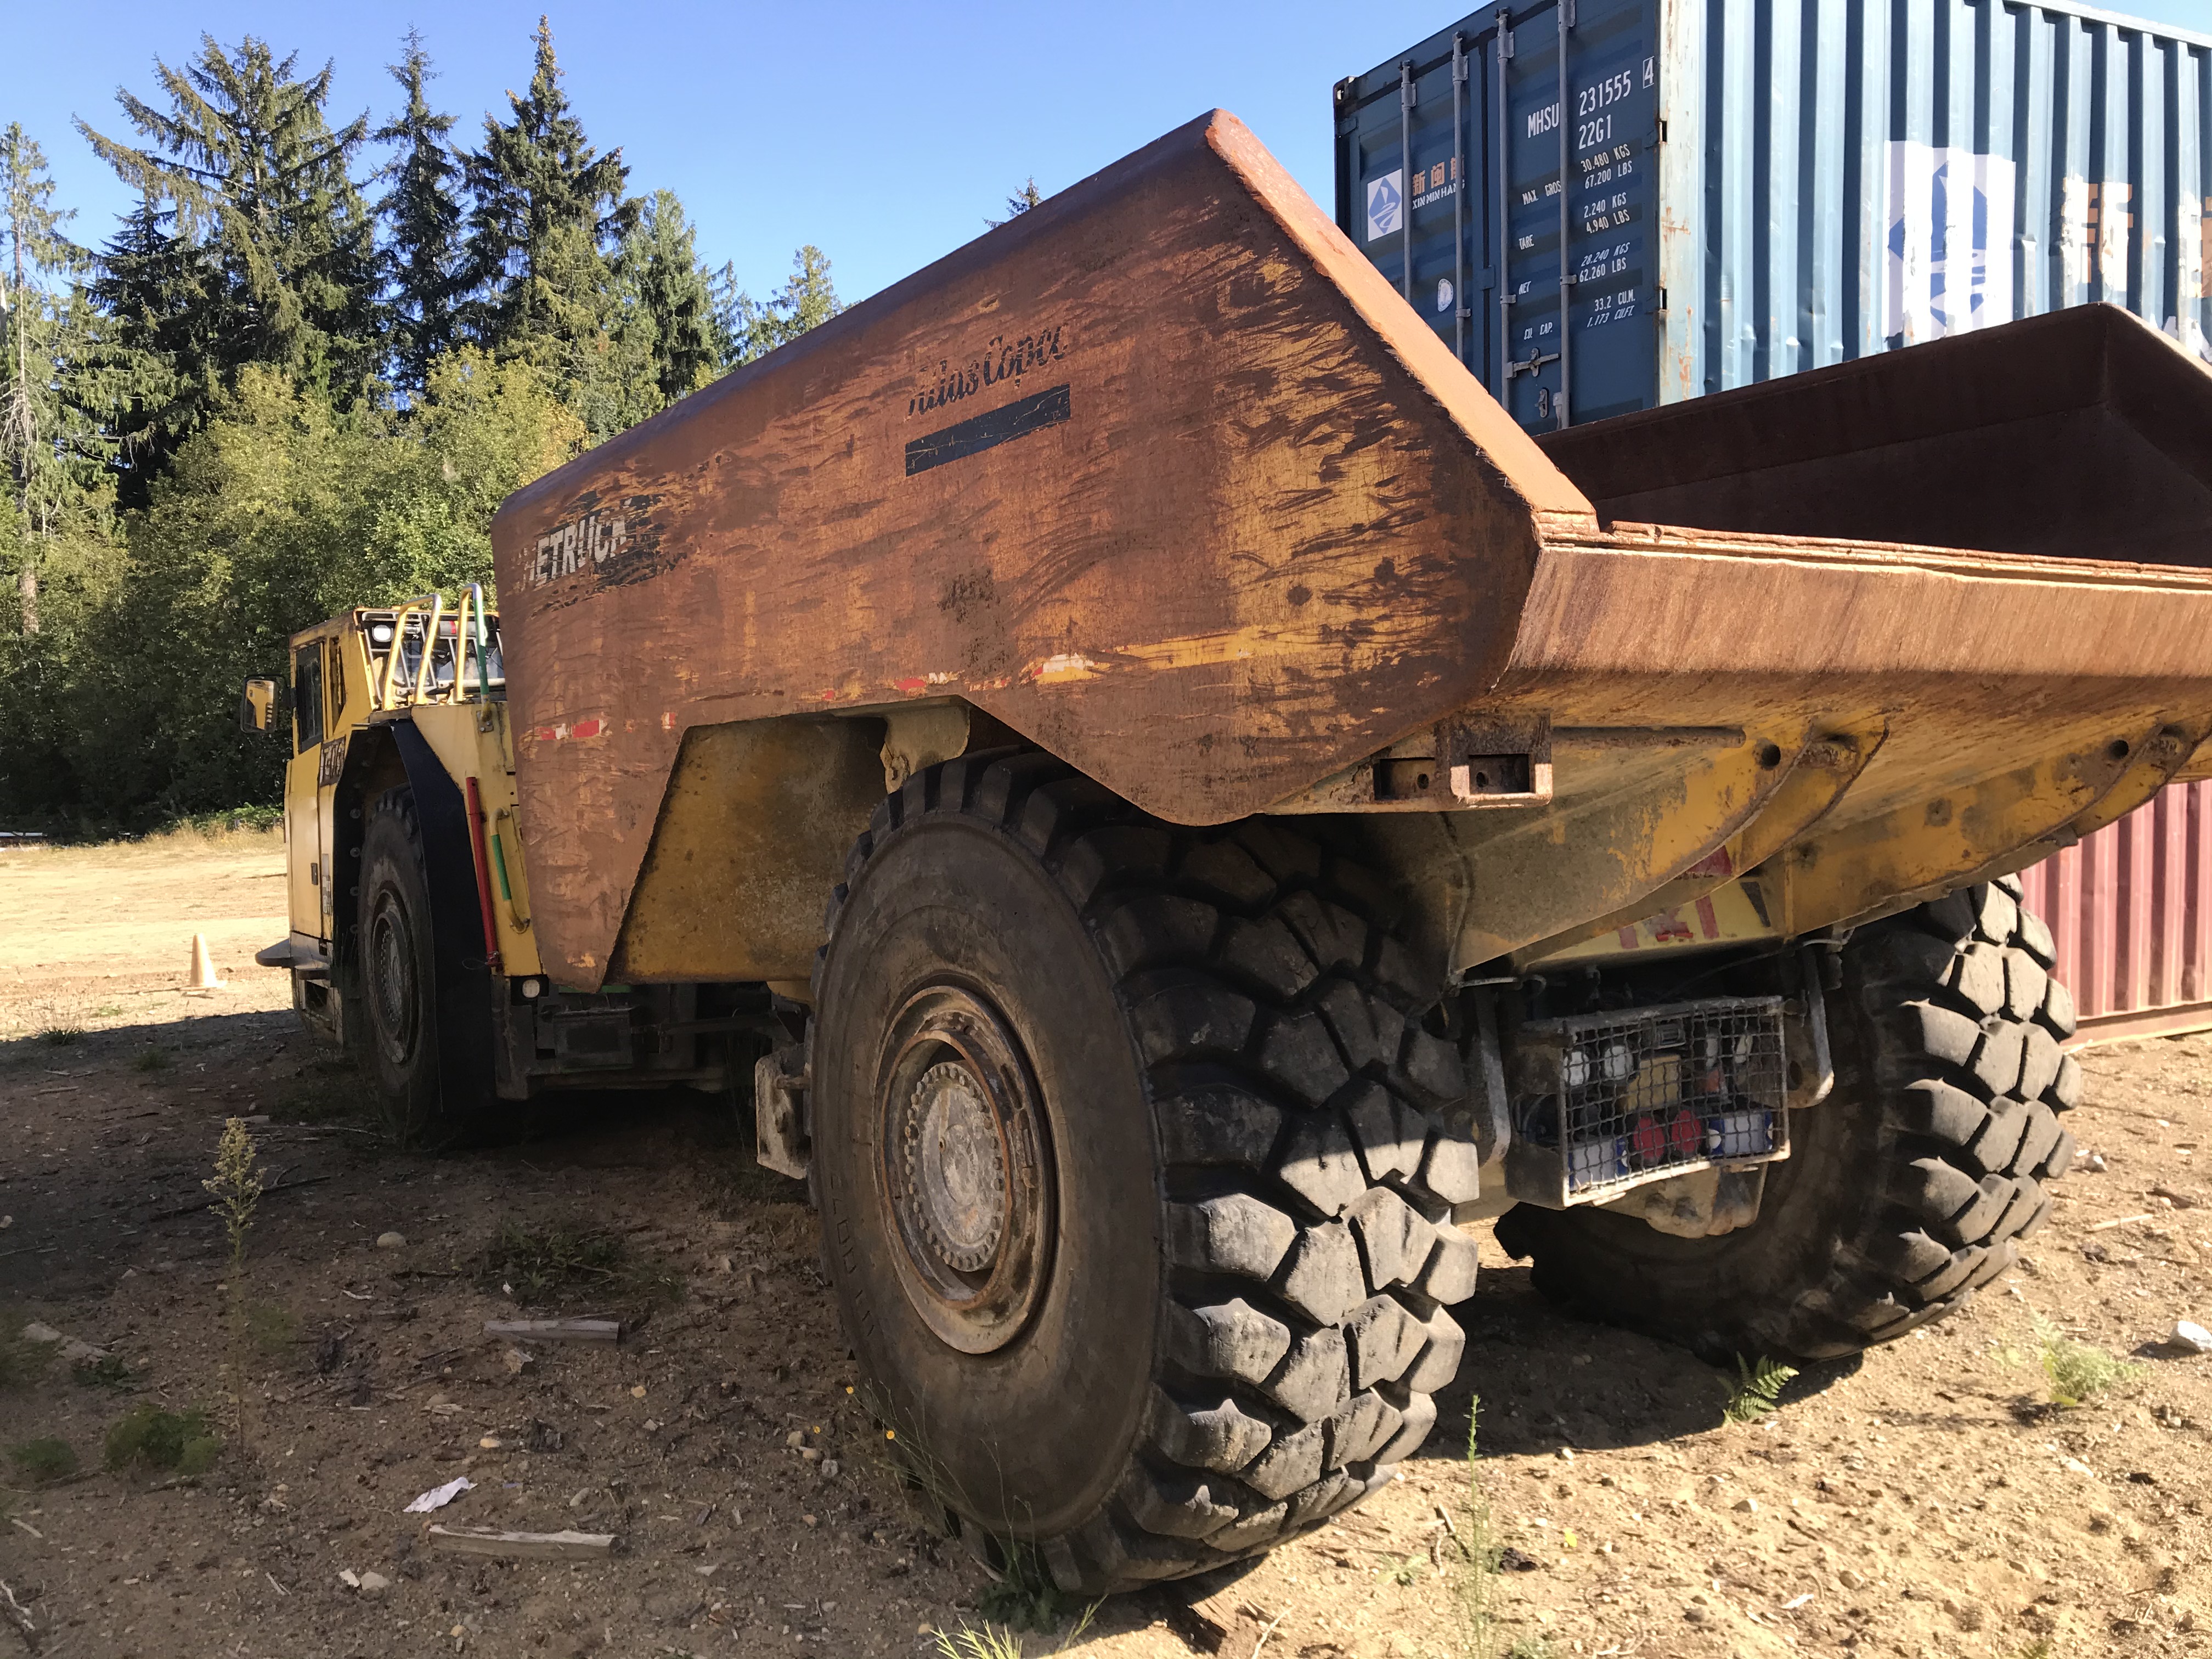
1507, 995, 1788, 1204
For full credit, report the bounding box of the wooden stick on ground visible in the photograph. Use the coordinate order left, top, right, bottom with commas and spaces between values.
426, 1526, 614, 1561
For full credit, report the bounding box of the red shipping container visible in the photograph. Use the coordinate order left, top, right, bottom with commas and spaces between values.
2016, 781, 2212, 1048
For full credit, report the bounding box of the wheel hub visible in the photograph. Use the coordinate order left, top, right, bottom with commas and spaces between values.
906, 1062, 1008, 1272
366, 891, 419, 1060
876, 988, 1054, 1355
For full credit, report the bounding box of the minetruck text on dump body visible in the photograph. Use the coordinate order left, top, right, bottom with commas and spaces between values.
243, 110, 2212, 1593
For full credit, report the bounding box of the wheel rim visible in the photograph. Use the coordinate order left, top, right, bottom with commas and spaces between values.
366, 887, 421, 1065
874, 985, 1055, 1355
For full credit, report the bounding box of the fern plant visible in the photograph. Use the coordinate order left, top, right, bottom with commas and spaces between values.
1723, 1355, 1799, 1423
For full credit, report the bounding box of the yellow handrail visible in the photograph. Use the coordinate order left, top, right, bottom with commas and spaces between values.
377, 601, 421, 708
410, 593, 446, 704
370, 590, 493, 710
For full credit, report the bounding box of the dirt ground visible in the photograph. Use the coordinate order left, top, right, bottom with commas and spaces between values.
2, 834, 2208, 1659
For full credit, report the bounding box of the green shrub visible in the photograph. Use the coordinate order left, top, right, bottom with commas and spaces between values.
7, 1437, 79, 1486
104, 1406, 220, 1476
71, 1353, 132, 1390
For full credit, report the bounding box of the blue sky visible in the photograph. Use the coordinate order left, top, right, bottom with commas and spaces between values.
8, 0, 2211, 307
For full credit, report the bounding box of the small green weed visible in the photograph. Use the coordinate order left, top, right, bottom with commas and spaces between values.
2008, 1641, 2053, 1659
1453, 1400, 1500, 1659
1723, 1355, 1800, 1424
206, 1118, 267, 1450
934, 1627, 1022, 1659
205, 1117, 268, 1276
37, 1026, 82, 1047
1504, 1640, 1559, 1659
2036, 1317, 2140, 1408
71, 1353, 132, 1390
477, 1217, 683, 1307
934, 1598, 1096, 1659
860, 1386, 1096, 1650
7, 1437, 79, 1486
975, 1541, 1081, 1632
1383, 1550, 1427, 1586
130, 1047, 171, 1074
478, 1217, 625, 1302
104, 1406, 220, 1476
92, 1004, 123, 1019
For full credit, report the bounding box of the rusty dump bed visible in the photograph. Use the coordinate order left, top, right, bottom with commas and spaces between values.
492, 111, 2212, 992
1538, 303, 2212, 567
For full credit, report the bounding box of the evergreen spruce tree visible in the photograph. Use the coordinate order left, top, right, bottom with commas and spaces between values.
80, 190, 205, 507
985, 176, 1045, 228
630, 190, 716, 404
373, 31, 465, 396
77, 36, 382, 415
458, 16, 639, 379
564, 227, 659, 441
713, 245, 843, 368
1, 124, 106, 630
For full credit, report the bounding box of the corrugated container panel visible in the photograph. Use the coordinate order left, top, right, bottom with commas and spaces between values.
1335, 1, 2212, 1038
1333, 0, 2212, 436
2016, 781, 2212, 1045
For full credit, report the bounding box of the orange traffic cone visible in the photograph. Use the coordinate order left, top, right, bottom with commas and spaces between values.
186, 933, 226, 993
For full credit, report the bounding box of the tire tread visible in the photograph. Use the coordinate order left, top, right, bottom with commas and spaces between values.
815, 754, 1480, 1594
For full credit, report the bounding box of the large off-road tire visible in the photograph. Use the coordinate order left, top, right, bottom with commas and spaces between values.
358, 786, 483, 1148
1494, 877, 2080, 1361
810, 754, 1482, 1594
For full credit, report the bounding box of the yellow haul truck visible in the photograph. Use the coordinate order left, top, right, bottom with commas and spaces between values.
244, 114, 2212, 1594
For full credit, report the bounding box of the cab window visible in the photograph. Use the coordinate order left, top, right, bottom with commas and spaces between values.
294, 644, 324, 753
325, 637, 347, 728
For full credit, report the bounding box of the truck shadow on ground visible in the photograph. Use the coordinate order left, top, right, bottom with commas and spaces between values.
7, 1017, 1861, 1444
7, 1019, 1868, 1650
1432, 1276, 1866, 1457
0, 1006, 297, 1069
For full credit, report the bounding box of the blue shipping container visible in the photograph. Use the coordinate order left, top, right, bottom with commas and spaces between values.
1333, 0, 2212, 433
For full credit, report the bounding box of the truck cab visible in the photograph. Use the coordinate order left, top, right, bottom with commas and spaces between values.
242, 589, 763, 1137
247, 591, 533, 1043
